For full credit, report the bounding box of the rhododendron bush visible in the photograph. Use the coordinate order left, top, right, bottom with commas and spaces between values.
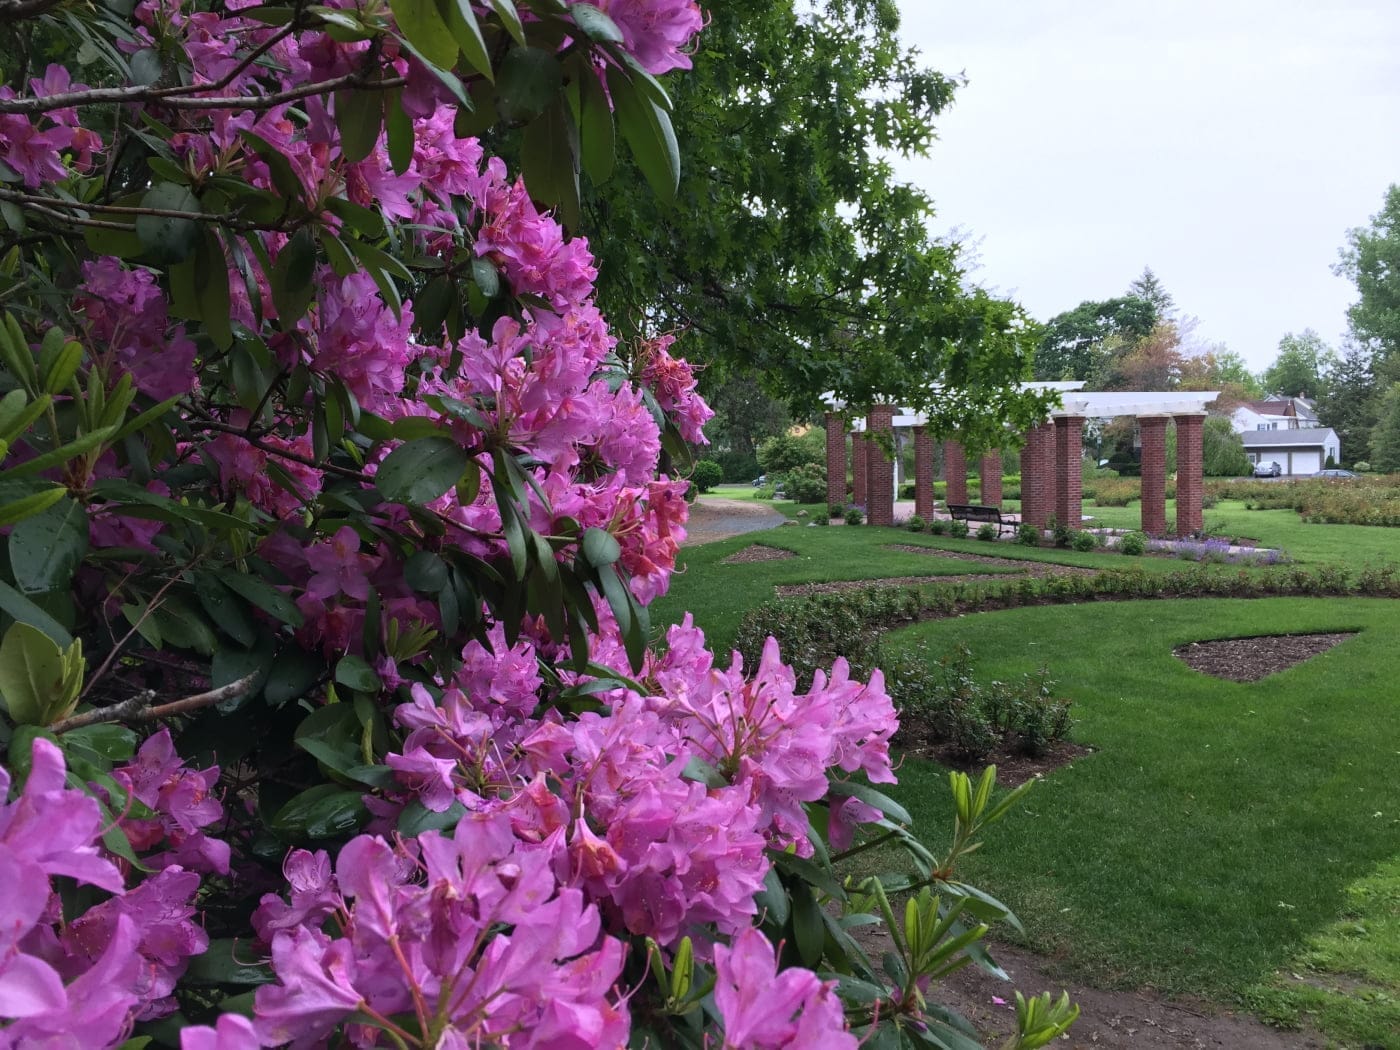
0, 0, 1076, 1047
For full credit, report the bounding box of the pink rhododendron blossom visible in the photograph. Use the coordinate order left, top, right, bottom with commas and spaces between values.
712, 928, 857, 1049
111, 728, 230, 875
593, 0, 704, 74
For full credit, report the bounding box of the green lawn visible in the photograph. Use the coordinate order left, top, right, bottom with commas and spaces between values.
1087, 497, 1400, 570
882, 597, 1400, 1047
655, 524, 1172, 651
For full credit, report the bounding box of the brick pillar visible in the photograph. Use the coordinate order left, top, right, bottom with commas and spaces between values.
979, 449, 1003, 509
866, 405, 895, 526
943, 439, 968, 506
851, 430, 867, 506
825, 412, 847, 508
1139, 416, 1168, 537
913, 427, 935, 520
1175, 414, 1204, 536
1054, 415, 1084, 527
1019, 423, 1055, 528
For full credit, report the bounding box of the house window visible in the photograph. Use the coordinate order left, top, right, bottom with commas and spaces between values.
1257, 424, 1267, 430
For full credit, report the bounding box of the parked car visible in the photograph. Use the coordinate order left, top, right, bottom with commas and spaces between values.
1314, 468, 1358, 478
1253, 461, 1282, 478
752, 474, 767, 486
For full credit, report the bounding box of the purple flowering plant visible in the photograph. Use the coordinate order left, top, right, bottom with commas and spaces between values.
0, 1, 1076, 1047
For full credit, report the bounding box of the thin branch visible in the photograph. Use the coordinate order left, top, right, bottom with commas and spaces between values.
52, 672, 261, 733
0, 71, 407, 116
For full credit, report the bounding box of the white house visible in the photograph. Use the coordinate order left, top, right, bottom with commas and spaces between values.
1230, 397, 1337, 475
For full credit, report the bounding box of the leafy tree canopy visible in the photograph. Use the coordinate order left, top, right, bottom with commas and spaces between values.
1032, 294, 1159, 384
582, 0, 1053, 444
1336, 183, 1400, 364
1262, 329, 1335, 398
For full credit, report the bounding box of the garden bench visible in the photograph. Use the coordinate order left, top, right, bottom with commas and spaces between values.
946, 503, 1014, 536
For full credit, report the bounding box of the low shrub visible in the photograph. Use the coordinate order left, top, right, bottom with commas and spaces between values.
1017, 523, 1041, 546
949, 519, 970, 539
784, 461, 828, 504
976, 522, 998, 542
844, 505, 865, 525
930, 519, 948, 535
691, 459, 724, 493
755, 483, 777, 499
1354, 461, 1371, 473
829, 503, 844, 519
906, 515, 926, 532
1071, 530, 1099, 552
1119, 531, 1147, 556
1052, 519, 1074, 548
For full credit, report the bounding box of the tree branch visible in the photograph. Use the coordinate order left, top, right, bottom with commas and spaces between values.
53, 672, 261, 733
0, 72, 406, 116
0, 0, 64, 24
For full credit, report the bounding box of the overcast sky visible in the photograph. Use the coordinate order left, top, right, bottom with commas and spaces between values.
889, 0, 1400, 372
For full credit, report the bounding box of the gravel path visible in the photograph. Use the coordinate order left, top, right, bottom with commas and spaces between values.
684, 497, 787, 546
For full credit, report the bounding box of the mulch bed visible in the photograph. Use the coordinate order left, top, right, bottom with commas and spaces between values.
1173, 633, 1356, 683
720, 543, 796, 564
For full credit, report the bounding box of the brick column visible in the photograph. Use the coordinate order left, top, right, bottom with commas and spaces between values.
866, 405, 895, 526
1054, 415, 1084, 527
825, 412, 847, 508
913, 427, 935, 520
943, 439, 968, 506
1019, 423, 1055, 528
851, 429, 867, 506
979, 449, 1003, 509
1175, 414, 1204, 536
1139, 416, 1168, 536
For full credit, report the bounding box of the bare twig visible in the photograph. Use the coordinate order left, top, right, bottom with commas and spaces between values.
53, 672, 261, 733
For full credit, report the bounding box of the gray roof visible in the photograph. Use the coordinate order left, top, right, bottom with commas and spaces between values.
1238, 427, 1338, 448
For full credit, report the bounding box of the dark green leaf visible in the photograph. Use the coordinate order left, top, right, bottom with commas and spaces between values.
569, 3, 623, 43
193, 571, 258, 648
9, 497, 88, 595
0, 580, 72, 646
385, 92, 415, 174
377, 437, 469, 503
606, 64, 679, 204
262, 647, 323, 706
194, 229, 233, 349
182, 939, 275, 986
521, 98, 580, 229
487, 0, 525, 44
578, 65, 615, 183
496, 46, 563, 123
216, 570, 304, 627
271, 229, 317, 326
269, 784, 368, 840
336, 89, 383, 163
441, 0, 493, 79
135, 183, 201, 264
390, 0, 459, 69
404, 551, 450, 592
581, 526, 620, 567
334, 654, 382, 692
826, 779, 912, 827
398, 799, 466, 835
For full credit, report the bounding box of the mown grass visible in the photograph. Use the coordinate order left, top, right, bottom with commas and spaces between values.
655, 524, 1178, 651
1087, 497, 1400, 571
881, 598, 1400, 1047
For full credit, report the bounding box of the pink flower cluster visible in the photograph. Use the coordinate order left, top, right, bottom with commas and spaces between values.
77, 258, 199, 402
110, 727, 231, 875
639, 332, 715, 443
0, 66, 99, 186
713, 929, 857, 1050
0, 739, 210, 1042
252, 815, 628, 1048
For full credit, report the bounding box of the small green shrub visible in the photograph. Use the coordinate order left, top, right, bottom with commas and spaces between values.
1052, 519, 1074, 548
844, 505, 865, 525
828, 503, 843, 519
906, 515, 926, 532
1071, 530, 1098, 552
691, 459, 724, 493
949, 519, 970, 539
1119, 531, 1147, 556
929, 518, 948, 535
784, 461, 828, 504
976, 522, 998, 542
1017, 522, 1041, 546
755, 483, 777, 499
1354, 461, 1371, 473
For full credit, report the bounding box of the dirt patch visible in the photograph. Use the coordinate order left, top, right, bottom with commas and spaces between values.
895, 736, 1094, 787
1173, 633, 1356, 683
720, 544, 796, 565
933, 941, 1325, 1050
